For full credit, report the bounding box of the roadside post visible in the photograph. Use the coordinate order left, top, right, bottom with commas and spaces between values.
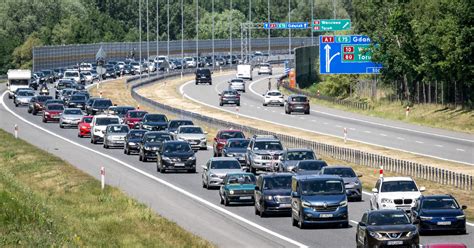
100, 166, 105, 190
379, 166, 384, 178
99, 91, 103, 98
343, 127, 347, 143
405, 106, 410, 118
235, 106, 239, 118
14, 124, 18, 139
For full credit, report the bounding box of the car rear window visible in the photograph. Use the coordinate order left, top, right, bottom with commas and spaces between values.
109, 125, 129, 133
322, 167, 356, 178
226, 140, 249, 148
169, 120, 194, 128
82, 117, 93, 123
47, 104, 64, 110
254, 141, 282, 151
129, 111, 147, 118
218, 131, 245, 139
93, 99, 113, 107
291, 96, 307, 102
298, 161, 327, 171
267, 92, 281, 96
286, 151, 315, 160
96, 118, 119, 126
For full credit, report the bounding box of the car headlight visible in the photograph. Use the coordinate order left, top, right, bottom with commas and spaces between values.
381, 198, 393, 204
354, 181, 360, 185
406, 229, 418, 237
44, 112, 50, 115
302, 201, 311, 208
189, 156, 196, 160
161, 156, 171, 161
339, 200, 348, 207
265, 195, 274, 201
200, 137, 206, 141
142, 124, 151, 129
253, 155, 262, 160
456, 215, 465, 219
369, 231, 382, 239
128, 142, 136, 146
226, 153, 234, 157
419, 216, 433, 220
229, 190, 234, 195
144, 146, 151, 151
210, 173, 218, 178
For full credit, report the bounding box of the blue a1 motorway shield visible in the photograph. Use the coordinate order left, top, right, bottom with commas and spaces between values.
319, 35, 382, 74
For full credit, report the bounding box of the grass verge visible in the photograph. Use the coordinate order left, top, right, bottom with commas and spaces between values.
0, 129, 213, 247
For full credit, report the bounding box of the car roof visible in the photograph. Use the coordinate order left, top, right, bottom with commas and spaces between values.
227, 138, 248, 141
286, 148, 313, 152
219, 129, 243, 133
163, 140, 189, 145
107, 124, 127, 127
93, 114, 119, 119
144, 131, 170, 135
226, 172, 254, 176
322, 165, 353, 170
210, 157, 240, 162
179, 125, 199, 128
260, 172, 293, 178
381, 177, 414, 182
64, 108, 82, 111
292, 174, 342, 181
129, 129, 147, 133
170, 119, 193, 122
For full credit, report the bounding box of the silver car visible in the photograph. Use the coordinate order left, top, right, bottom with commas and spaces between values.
59, 108, 83, 128
228, 78, 246, 93
103, 124, 130, 149
320, 166, 363, 201
14, 91, 35, 107
175, 125, 207, 150
201, 157, 243, 189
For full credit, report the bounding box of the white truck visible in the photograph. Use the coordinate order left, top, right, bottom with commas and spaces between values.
236, 64, 252, 81
7, 69, 31, 99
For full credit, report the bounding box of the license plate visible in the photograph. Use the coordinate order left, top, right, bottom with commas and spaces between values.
296, 106, 303, 109
279, 204, 291, 208
387, 241, 403, 246
227, 101, 234, 103
190, 142, 198, 145
437, 221, 451, 225
174, 163, 185, 167
320, 214, 333, 218
240, 196, 252, 200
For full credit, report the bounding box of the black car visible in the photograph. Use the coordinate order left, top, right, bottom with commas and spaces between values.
219, 90, 240, 106
86, 98, 113, 115
139, 113, 169, 131
104, 66, 117, 79
138, 131, 173, 162
195, 68, 212, 85
67, 94, 87, 109
156, 141, 196, 173
84, 97, 101, 113
254, 173, 293, 217
55, 79, 75, 99
41, 69, 54, 83
167, 119, 194, 134
124, 129, 148, 155
28, 95, 53, 115
292, 160, 328, 174
411, 195, 467, 234
356, 209, 419, 247
222, 138, 249, 167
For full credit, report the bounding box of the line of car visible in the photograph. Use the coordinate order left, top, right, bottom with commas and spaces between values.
10, 78, 469, 248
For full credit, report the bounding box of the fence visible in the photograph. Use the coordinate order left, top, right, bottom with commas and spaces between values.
126, 72, 472, 191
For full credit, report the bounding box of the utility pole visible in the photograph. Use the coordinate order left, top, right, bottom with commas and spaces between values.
212, 0, 215, 69
229, 0, 232, 62
249, 0, 252, 59
146, 0, 149, 77
267, 0, 270, 56
156, 0, 159, 58
196, 0, 199, 61
139, 0, 142, 78
311, 0, 314, 46
288, 0, 291, 57
181, 0, 184, 77
167, 0, 170, 57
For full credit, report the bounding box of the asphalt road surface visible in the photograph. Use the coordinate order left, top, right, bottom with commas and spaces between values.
181, 69, 474, 166
1, 84, 472, 247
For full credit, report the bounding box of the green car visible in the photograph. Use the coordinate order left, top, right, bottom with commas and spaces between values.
219, 172, 257, 206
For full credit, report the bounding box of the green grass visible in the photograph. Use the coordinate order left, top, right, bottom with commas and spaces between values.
281, 87, 474, 134
0, 129, 214, 247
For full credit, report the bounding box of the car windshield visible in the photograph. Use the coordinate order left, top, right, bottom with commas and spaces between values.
210, 160, 241, 169
18, 91, 34, 96
254, 141, 282, 151
109, 125, 129, 133
286, 151, 315, 160
223, 91, 238, 95
322, 168, 356, 178
129, 111, 147, 118
267, 91, 281, 96
197, 69, 210, 75
114, 107, 134, 115
368, 212, 410, 226
381, 181, 418, 192
300, 180, 344, 195
144, 115, 167, 122
93, 100, 112, 107
82, 117, 93, 123
96, 118, 119, 126
64, 72, 79, 77
163, 143, 192, 153
263, 176, 292, 190
71, 95, 86, 101
145, 134, 171, 142
227, 174, 256, 185
421, 198, 459, 209
298, 161, 327, 171
180, 127, 203, 134
227, 140, 249, 148
231, 79, 244, 83
292, 96, 307, 102
169, 120, 193, 128
218, 131, 245, 139
64, 109, 82, 115
128, 131, 146, 138
47, 105, 64, 110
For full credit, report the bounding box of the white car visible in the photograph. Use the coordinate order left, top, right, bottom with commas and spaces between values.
184, 57, 197, 68
63, 70, 81, 84
370, 177, 425, 213
262, 90, 284, 106
175, 125, 207, 150
81, 71, 93, 84
79, 63, 92, 71
228, 78, 245, 93
258, 63, 272, 75
90, 114, 121, 144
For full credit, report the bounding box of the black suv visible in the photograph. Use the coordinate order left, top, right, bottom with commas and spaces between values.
254, 173, 293, 217
356, 209, 419, 247
279, 148, 317, 172
139, 114, 169, 131
28, 95, 53, 115
138, 131, 173, 162
67, 94, 87, 109
86, 98, 113, 115
156, 141, 196, 173
124, 129, 147, 155
195, 68, 212, 85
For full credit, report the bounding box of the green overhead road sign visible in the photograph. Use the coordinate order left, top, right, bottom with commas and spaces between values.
312, 19, 351, 32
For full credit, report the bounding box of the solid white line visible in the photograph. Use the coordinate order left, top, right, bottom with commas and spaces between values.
336, 125, 342, 128
396, 137, 405, 141
380, 133, 387, 137
456, 148, 465, 152
0, 92, 308, 248
323, 122, 328, 125
180, 80, 474, 166
435, 144, 443, 148
415, 141, 424, 144
247, 73, 474, 144
349, 128, 356, 131
364, 131, 371, 134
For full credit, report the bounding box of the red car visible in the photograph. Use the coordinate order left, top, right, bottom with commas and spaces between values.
123, 110, 148, 129
77, 116, 93, 137
424, 244, 467, 248
42, 104, 64, 123
212, 129, 245, 157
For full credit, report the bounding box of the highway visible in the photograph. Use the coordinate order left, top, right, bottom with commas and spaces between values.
1, 83, 472, 248
180, 69, 474, 166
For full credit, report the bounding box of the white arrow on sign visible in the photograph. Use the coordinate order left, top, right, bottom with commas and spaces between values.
324, 44, 341, 73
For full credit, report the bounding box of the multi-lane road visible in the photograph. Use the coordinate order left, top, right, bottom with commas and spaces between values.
1, 82, 472, 247
181, 69, 474, 166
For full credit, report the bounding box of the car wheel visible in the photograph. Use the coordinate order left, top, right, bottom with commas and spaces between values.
220, 195, 224, 205
32, 110, 37, 115
188, 168, 196, 173
159, 164, 166, 173
42, 118, 47, 123
292, 213, 298, 227
340, 221, 349, 228
103, 142, 108, 149
363, 237, 369, 248
28, 108, 32, 113
209, 82, 212, 85
259, 206, 266, 218
280, 104, 284, 107
219, 102, 223, 106
250, 166, 256, 174
138, 153, 143, 161
356, 196, 362, 202
15, 102, 18, 107
224, 196, 230, 206
236, 102, 240, 106
142, 155, 147, 162
78, 134, 82, 138
305, 110, 310, 115
254, 205, 260, 215
298, 214, 306, 229
126, 148, 130, 155
60, 124, 64, 128
263, 103, 267, 106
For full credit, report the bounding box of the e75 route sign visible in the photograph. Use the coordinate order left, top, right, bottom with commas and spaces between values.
319, 35, 382, 74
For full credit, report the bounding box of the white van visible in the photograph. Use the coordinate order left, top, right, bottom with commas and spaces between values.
7, 69, 31, 99
63, 70, 80, 84
237, 64, 252, 81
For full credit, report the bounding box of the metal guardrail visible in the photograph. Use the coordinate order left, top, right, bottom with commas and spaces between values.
126, 72, 473, 191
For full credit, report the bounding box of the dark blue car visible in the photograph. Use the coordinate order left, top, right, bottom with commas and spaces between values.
124, 129, 147, 155
254, 173, 293, 217
411, 195, 467, 234
139, 114, 169, 131
222, 138, 249, 167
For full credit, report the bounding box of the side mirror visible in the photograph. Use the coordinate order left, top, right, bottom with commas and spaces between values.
291, 191, 300, 198
371, 188, 378, 193
214, 137, 217, 141
462, 205, 467, 210
357, 174, 363, 178
255, 186, 260, 191
247, 147, 251, 150
291, 167, 298, 173
419, 186, 425, 192
201, 165, 207, 171
358, 222, 366, 227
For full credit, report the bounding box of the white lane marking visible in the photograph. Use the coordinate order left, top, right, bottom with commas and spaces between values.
272, 110, 276, 113
264, 108, 268, 111
323, 122, 328, 125
364, 131, 371, 134
350, 220, 359, 225
396, 137, 405, 140
311, 120, 317, 122
415, 141, 424, 144
247, 74, 474, 144
0, 92, 308, 248
435, 144, 443, 147
257, 106, 261, 109
380, 133, 387, 137
280, 113, 285, 115
336, 125, 342, 128
349, 128, 356, 131
179, 80, 474, 165
456, 148, 465, 152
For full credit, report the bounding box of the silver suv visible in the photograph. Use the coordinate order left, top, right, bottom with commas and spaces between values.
245, 135, 284, 174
